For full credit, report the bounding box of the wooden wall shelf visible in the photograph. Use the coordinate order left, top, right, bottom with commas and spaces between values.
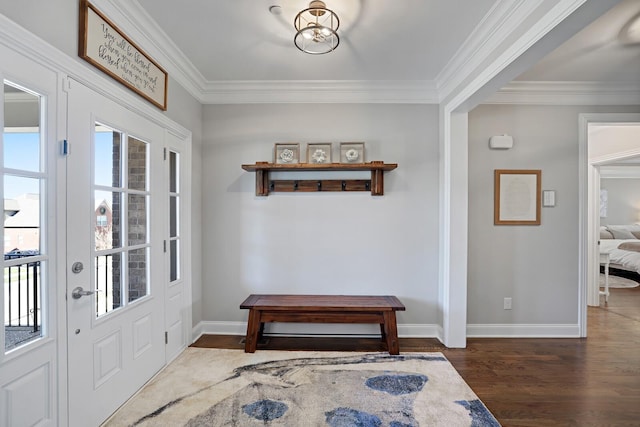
241, 161, 398, 196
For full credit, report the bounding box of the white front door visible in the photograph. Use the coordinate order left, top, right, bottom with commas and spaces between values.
66, 79, 166, 426
0, 44, 60, 427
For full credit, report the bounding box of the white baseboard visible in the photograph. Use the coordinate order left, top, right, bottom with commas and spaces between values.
191, 321, 245, 343
466, 323, 581, 338
192, 321, 580, 344
191, 321, 440, 344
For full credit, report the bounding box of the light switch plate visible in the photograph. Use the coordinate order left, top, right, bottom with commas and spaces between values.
543, 190, 556, 207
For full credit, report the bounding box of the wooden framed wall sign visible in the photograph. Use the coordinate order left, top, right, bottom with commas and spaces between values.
79, 0, 168, 110
494, 169, 541, 225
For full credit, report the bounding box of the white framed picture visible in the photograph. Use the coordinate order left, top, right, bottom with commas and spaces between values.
340, 142, 365, 164
307, 143, 332, 164
274, 143, 300, 164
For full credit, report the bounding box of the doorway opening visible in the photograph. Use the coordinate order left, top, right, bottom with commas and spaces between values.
583, 116, 640, 336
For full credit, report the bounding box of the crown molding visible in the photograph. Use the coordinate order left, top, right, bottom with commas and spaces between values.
436, 0, 546, 101
591, 147, 640, 165
102, 0, 206, 101
200, 80, 439, 104
486, 81, 640, 105
600, 165, 640, 179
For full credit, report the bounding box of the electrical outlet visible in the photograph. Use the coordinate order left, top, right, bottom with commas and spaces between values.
504, 297, 512, 310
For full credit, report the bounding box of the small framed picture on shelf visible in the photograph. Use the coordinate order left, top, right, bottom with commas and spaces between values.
307, 143, 332, 164
340, 142, 365, 164
274, 143, 300, 164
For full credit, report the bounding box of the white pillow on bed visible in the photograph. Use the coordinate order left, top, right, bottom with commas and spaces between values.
600, 226, 614, 239
607, 225, 640, 240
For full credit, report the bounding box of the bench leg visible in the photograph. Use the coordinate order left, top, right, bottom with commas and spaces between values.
244, 309, 261, 353
383, 312, 400, 355
379, 323, 386, 342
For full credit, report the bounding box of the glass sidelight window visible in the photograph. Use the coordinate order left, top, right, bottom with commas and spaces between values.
168, 150, 180, 283
94, 124, 150, 317
2, 81, 47, 352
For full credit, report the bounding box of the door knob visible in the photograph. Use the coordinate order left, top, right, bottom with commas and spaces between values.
72, 286, 96, 300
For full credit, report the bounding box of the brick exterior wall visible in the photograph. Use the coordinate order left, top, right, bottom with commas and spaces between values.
111, 133, 122, 309
104, 134, 148, 310
126, 138, 147, 303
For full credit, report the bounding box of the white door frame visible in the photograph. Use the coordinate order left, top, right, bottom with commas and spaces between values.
0, 44, 62, 427
578, 113, 640, 337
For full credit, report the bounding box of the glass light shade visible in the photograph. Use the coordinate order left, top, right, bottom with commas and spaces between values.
294, 1, 340, 54
302, 27, 314, 40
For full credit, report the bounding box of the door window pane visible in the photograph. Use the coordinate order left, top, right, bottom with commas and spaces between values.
95, 252, 122, 316
127, 137, 147, 191
169, 196, 177, 238
4, 177, 40, 254
3, 83, 40, 173
169, 151, 178, 193
168, 150, 180, 283
128, 194, 147, 246
128, 248, 147, 303
170, 240, 178, 282
95, 125, 121, 188
4, 260, 42, 351
4, 133, 40, 173
3, 81, 44, 351
94, 190, 121, 250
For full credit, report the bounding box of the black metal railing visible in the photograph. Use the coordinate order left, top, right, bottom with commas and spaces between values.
4, 250, 40, 333
5, 251, 115, 326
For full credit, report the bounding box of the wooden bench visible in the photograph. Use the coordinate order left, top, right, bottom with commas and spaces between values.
239, 294, 406, 355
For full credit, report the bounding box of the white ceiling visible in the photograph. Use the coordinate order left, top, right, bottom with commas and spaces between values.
135, 0, 497, 82
107, 0, 640, 104
516, 0, 640, 82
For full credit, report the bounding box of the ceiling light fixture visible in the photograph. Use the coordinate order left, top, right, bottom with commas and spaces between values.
294, 1, 339, 55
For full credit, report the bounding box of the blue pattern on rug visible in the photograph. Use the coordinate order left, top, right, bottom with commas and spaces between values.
128, 353, 501, 426
184, 369, 423, 426
241, 399, 287, 421
365, 374, 428, 395
325, 407, 382, 427
456, 399, 501, 427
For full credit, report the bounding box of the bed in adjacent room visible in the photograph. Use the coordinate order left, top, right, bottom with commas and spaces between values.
599, 224, 640, 275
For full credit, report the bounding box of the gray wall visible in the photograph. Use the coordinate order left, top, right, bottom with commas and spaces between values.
601, 178, 640, 226
202, 104, 440, 329
468, 104, 640, 325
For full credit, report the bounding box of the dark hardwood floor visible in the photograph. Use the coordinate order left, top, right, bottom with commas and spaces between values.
192, 282, 640, 427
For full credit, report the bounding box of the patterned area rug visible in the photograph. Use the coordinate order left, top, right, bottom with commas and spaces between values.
104, 348, 500, 427
600, 273, 640, 288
